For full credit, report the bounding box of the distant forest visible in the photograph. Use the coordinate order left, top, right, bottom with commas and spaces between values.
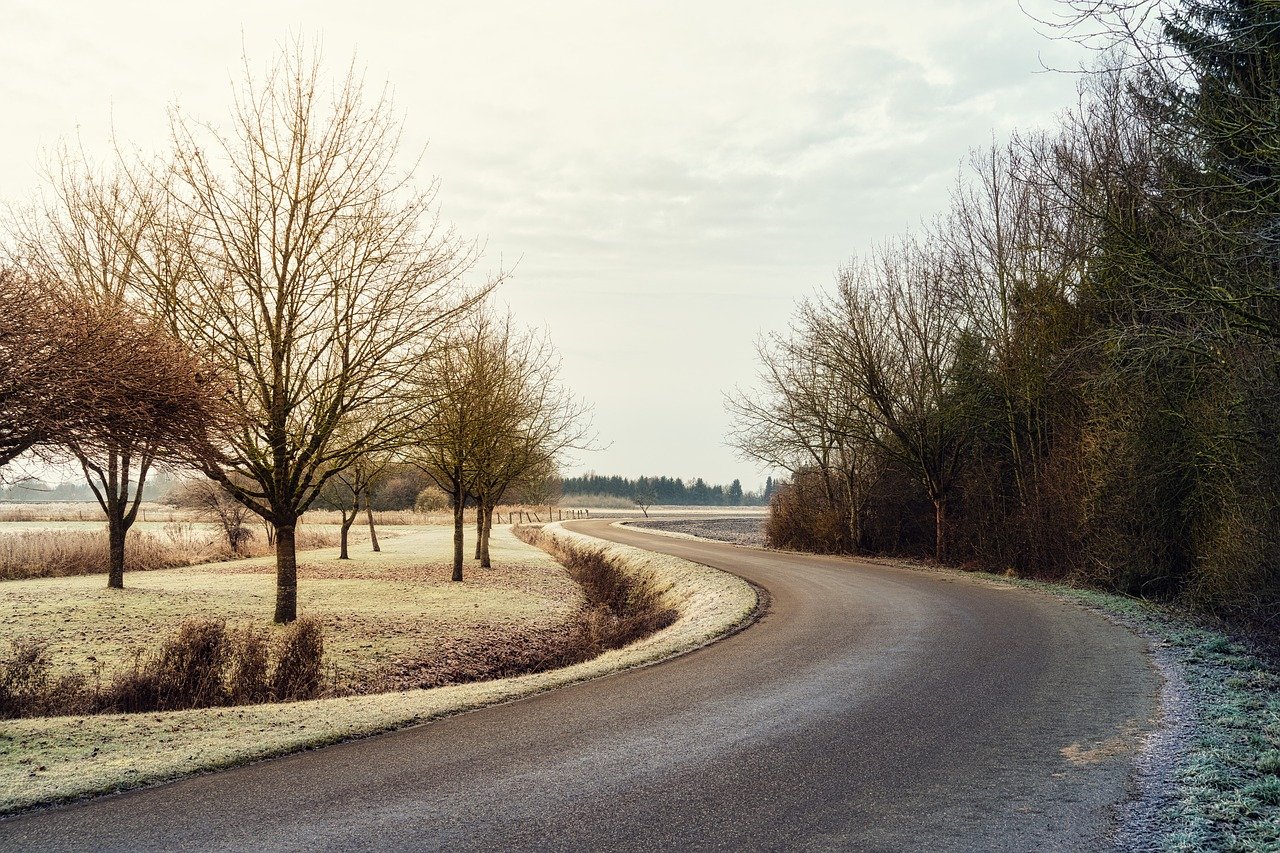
0, 473, 181, 503
560, 473, 774, 506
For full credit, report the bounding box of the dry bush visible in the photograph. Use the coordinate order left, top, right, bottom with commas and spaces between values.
413, 486, 450, 512
271, 618, 325, 700
0, 530, 182, 580
225, 625, 272, 705
107, 620, 229, 713
0, 618, 331, 720
514, 525, 677, 652
0, 640, 92, 719
367, 525, 679, 694
765, 472, 850, 554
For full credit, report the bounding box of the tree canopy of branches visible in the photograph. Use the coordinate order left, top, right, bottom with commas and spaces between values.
0, 269, 100, 469
467, 315, 594, 568
730, 0, 1280, 637
410, 309, 593, 577
147, 46, 488, 622
8, 161, 223, 589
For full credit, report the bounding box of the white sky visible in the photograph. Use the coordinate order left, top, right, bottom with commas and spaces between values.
2, 0, 1092, 488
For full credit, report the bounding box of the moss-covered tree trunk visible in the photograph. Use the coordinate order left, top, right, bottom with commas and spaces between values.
364, 489, 380, 553
275, 523, 298, 623
451, 464, 465, 582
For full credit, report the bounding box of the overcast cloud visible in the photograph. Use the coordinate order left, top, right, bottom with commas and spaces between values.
1, 0, 1093, 488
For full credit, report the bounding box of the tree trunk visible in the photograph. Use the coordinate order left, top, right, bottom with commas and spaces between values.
451, 486, 464, 582
364, 490, 380, 553
933, 497, 947, 564
480, 503, 493, 568
339, 511, 355, 560
107, 513, 125, 589
275, 524, 298, 623
474, 499, 484, 560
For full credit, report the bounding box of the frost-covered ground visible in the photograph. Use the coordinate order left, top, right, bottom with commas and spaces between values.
631, 517, 767, 548
631, 515, 1279, 850
0, 522, 758, 814
902, 566, 1280, 852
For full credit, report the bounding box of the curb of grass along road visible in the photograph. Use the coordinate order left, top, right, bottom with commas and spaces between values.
0, 522, 759, 816
615, 520, 1280, 852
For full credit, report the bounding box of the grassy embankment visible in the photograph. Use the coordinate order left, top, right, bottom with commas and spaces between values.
0, 522, 757, 813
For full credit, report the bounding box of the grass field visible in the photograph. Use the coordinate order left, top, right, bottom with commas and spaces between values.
0, 521, 758, 813
0, 525, 581, 689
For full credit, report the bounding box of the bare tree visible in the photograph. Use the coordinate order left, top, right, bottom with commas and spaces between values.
409, 316, 497, 581
468, 316, 595, 567
169, 478, 256, 555
0, 269, 103, 469
809, 241, 976, 562
316, 449, 391, 560
8, 163, 222, 588
633, 479, 657, 518
148, 44, 489, 621
727, 321, 877, 551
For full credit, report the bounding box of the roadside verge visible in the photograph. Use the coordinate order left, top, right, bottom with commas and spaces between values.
614, 520, 1280, 852
0, 522, 758, 815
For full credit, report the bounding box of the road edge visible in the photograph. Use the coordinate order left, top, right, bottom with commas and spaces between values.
0, 523, 759, 818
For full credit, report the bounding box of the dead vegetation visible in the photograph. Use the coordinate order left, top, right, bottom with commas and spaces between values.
0, 525, 338, 581
362, 525, 678, 691
0, 617, 327, 719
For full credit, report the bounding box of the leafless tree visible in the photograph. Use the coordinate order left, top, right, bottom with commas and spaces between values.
147, 44, 490, 621
808, 241, 976, 562
169, 478, 256, 555
633, 479, 657, 518
468, 315, 595, 567
409, 316, 497, 581
0, 269, 101, 470
316, 449, 391, 560
727, 321, 877, 551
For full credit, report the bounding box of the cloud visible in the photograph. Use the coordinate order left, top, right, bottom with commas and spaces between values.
0, 0, 1095, 485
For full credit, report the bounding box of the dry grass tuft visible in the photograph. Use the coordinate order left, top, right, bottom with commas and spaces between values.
0, 525, 337, 581
0, 617, 329, 719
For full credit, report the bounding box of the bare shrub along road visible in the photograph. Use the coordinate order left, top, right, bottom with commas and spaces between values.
0, 518, 1159, 851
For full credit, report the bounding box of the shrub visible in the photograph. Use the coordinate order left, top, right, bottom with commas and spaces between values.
513, 525, 678, 657
0, 530, 180, 580
0, 617, 331, 720
271, 617, 325, 700
0, 525, 337, 581
413, 486, 451, 513
765, 472, 850, 554
226, 625, 272, 704
0, 640, 90, 718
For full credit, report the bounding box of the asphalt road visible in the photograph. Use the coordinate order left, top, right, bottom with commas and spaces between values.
0, 519, 1161, 852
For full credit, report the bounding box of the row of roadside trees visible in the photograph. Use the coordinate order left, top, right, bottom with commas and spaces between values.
729, 0, 1280, 634
0, 43, 592, 622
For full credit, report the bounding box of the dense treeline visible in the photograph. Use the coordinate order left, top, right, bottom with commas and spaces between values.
560, 473, 771, 506
730, 0, 1280, 637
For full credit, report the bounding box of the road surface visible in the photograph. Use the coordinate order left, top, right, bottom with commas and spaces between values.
0, 518, 1161, 851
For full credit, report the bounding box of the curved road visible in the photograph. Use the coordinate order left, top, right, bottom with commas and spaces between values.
0, 519, 1160, 852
